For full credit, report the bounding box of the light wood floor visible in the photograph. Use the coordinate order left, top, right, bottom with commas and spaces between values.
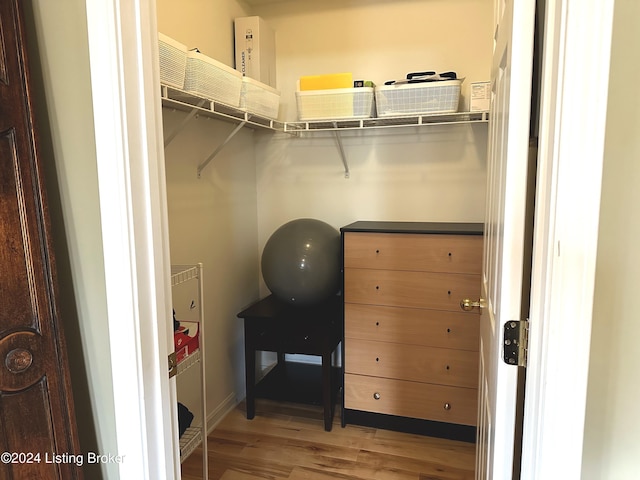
181, 398, 475, 480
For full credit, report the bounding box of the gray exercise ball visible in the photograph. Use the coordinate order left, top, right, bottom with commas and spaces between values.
261, 218, 341, 306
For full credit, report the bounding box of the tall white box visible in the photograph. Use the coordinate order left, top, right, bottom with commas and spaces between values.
234, 16, 277, 89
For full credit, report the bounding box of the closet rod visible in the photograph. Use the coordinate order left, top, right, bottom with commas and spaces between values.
196, 119, 249, 178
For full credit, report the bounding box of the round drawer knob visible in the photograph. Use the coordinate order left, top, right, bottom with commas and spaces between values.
5, 348, 33, 374
444, 402, 451, 411
373, 392, 381, 400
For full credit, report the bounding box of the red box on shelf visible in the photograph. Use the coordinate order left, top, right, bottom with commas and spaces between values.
174, 321, 199, 363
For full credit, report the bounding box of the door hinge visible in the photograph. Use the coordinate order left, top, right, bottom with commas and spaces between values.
503, 319, 529, 367
168, 351, 177, 378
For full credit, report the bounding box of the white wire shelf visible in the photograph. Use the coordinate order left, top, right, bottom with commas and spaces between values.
283, 110, 489, 133
161, 84, 284, 131
161, 85, 489, 178
176, 347, 201, 376
171, 264, 199, 286
170, 262, 207, 478
161, 83, 489, 134
179, 425, 203, 463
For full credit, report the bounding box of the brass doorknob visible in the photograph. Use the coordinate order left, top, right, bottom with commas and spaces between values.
460, 298, 486, 311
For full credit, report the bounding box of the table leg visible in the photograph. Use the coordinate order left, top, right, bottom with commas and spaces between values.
244, 328, 255, 420
322, 351, 333, 431
277, 351, 286, 377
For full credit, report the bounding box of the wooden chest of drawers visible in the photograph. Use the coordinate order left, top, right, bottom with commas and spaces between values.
341, 221, 483, 436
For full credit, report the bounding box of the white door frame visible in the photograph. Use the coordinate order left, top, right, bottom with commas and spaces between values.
521, 0, 614, 478
84, 0, 177, 478
83, 0, 616, 478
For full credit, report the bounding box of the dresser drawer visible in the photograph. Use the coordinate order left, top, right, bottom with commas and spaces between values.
344, 232, 482, 274
344, 303, 479, 351
344, 374, 477, 426
345, 339, 478, 388
344, 268, 480, 312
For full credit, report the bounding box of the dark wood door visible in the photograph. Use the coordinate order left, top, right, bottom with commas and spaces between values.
0, 0, 83, 478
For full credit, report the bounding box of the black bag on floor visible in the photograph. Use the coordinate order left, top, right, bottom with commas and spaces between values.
177, 402, 194, 438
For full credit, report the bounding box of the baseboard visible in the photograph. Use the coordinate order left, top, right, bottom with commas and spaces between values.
206, 391, 237, 434
343, 408, 477, 443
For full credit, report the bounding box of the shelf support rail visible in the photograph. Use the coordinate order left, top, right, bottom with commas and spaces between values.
332, 123, 350, 178
196, 118, 249, 178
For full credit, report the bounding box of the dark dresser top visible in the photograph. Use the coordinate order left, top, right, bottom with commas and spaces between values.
340, 221, 484, 236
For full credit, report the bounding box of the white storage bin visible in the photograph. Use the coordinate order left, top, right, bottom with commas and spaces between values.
158, 33, 188, 89
239, 77, 280, 119
184, 50, 243, 107
375, 80, 461, 117
295, 87, 375, 121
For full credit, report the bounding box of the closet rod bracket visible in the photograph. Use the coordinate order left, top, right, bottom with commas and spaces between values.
197, 118, 249, 178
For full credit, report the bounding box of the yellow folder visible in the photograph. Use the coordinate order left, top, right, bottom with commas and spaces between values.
299, 72, 353, 91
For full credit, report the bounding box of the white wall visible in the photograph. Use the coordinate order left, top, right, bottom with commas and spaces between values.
158, 0, 492, 415
24, 0, 491, 473
582, 0, 640, 477
26, 1, 117, 478
157, 0, 251, 66
162, 113, 261, 424
157, 0, 260, 425
252, 0, 492, 295
254, 0, 493, 120
29, 0, 640, 476
255, 124, 488, 258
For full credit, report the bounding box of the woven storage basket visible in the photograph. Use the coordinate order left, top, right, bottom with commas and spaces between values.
239, 77, 280, 119
158, 33, 188, 89
184, 50, 243, 107
375, 80, 461, 117
295, 87, 375, 121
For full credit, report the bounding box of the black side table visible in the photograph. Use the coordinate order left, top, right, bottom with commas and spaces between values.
237, 294, 343, 431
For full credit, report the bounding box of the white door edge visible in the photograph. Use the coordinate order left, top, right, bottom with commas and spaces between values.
478, 0, 536, 477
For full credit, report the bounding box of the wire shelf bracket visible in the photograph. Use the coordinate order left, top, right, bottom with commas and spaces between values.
196, 119, 249, 178
333, 122, 350, 178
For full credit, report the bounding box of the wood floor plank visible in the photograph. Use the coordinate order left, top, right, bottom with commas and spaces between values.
219, 471, 272, 480
215, 402, 376, 452
237, 436, 361, 464
210, 451, 292, 480
181, 399, 475, 480
357, 450, 474, 480
287, 465, 364, 480
288, 459, 421, 480
363, 436, 476, 467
